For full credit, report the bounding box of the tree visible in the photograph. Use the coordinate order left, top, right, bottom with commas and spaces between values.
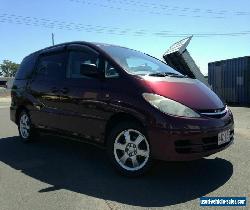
0, 60, 20, 77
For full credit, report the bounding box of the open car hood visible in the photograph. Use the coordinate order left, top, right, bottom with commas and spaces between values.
163, 36, 210, 87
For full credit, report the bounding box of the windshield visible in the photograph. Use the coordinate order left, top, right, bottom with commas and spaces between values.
99, 45, 183, 76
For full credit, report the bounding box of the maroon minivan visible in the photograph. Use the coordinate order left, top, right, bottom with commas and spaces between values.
10, 41, 234, 176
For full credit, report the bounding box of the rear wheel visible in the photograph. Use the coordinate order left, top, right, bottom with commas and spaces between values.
107, 122, 152, 177
18, 110, 38, 142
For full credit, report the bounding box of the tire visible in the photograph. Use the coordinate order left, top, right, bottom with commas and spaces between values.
18, 110, 38, 143
107, 121, 152, 177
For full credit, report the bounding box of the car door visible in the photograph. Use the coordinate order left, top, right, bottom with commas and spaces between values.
100, 59, 140, 118
28, 49, 68, 131
56, 45, 106, 142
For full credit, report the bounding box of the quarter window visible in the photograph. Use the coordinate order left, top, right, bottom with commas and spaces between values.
16, 54, 38, 79
105, 61, 119, 78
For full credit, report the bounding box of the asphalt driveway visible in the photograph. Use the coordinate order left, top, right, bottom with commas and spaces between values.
0, 104, 249, 210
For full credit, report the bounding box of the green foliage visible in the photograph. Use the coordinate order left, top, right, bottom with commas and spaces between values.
0, 60, 20, 77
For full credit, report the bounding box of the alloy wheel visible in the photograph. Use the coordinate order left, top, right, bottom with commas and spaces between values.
19, 113, 31, 139
113, 129, 150, 171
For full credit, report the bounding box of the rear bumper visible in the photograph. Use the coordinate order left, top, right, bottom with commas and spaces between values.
148, 113, 234, 161
10, 106, 17, 123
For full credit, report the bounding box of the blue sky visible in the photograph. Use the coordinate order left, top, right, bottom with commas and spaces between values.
0, 0, 249, 75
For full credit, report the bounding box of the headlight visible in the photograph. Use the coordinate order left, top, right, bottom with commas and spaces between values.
142, 93, 200, 118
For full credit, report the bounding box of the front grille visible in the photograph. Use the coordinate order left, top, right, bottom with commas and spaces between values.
175, 129, 234, 154
198, 107, 227, 119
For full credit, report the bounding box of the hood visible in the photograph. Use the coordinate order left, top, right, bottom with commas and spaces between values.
142, 76, 224, 110
162, 36, 210, 87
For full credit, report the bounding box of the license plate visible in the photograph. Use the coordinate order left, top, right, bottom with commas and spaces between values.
218, 129, 231, 145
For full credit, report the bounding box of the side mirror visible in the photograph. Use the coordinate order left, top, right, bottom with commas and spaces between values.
80, 63, 99, 78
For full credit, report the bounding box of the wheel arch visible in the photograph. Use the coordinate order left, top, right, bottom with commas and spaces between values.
104, 112, 147, 146
15, 105, 28, 123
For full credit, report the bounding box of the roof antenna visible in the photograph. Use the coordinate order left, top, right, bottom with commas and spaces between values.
52, 33, 55, 46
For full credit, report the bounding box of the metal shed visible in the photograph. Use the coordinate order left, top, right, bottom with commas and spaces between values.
208, 56, 250, 105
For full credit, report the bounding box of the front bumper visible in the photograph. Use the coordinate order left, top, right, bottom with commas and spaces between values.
148, 112, 234, 161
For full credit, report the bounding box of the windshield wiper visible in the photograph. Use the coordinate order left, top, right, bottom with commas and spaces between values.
148, 72, 187, 78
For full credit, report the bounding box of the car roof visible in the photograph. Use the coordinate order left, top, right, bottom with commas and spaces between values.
24, 41, 127, 60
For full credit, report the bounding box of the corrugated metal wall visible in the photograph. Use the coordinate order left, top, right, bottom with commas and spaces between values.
208, 56, 250, 104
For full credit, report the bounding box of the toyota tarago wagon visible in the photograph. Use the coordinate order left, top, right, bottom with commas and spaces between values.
10, 41, 234, 176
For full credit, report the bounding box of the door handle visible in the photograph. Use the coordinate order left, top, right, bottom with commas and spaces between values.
60, 87, 69, 94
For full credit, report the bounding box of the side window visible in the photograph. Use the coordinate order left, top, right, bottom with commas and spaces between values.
105, 61, 120, 78
36, 52, 67, 80
68, 51, 99, 78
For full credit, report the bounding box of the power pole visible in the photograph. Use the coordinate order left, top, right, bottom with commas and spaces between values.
52, 33, 55, 46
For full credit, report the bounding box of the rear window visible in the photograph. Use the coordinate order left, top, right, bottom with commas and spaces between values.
15, 54, 38, 80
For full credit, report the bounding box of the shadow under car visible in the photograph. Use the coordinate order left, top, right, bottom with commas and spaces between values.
0, 135, 233, 207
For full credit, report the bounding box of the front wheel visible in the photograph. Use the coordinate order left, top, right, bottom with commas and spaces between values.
107, 122, 152, 177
